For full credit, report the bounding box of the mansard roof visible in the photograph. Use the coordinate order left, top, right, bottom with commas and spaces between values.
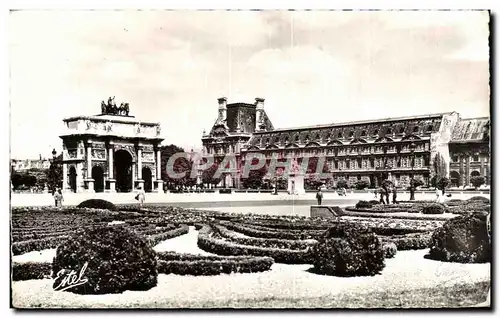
253, 112, 450, 134
451, 117, 490, 143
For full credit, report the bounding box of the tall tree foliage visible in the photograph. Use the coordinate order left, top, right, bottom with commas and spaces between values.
160, 144, 193, 189
47, 154, 63, 192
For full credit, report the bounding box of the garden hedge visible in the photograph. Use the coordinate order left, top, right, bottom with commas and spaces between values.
381, 232, 433, 250
76, 199, 117, 211
147, 225, 189, 246
197, 224, 314, 264
422, 204, 446, 215
12, 235, 70, 256
429, 214, 491, 263
312, 223, 385, 276
212, 223, 318, 250
467, 196, 490, 204
157, 251, 273, 275
52, 225, 158, 294
12, 262, 52, 281
383, 243, 397, 258
355, 200, 373, 209
224, 222, 322, 240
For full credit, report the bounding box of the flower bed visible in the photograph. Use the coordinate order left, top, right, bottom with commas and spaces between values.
197, 224, 314, 264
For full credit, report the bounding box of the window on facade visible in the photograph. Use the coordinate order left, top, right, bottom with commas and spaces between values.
338, 132, 343, 139
386, 128, 392, 134
413, 126, 419, 133
373, 129, 379, 135
361, 130, 367, 137
398, 127, 405, 134
452, 156, 458, 163
349, 131, 354, 137
427, 125, 433, 132
473, 155, 479, 162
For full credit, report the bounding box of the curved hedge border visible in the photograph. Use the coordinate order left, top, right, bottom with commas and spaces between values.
197, 224, 314, 264
342, 209, 453, 221
157, 251, 273, 275
12, 235, 70, 256
223, 222, 323, 240
148, 225, 189, 246
212, 223, 318, 250
12, 262, 52, 281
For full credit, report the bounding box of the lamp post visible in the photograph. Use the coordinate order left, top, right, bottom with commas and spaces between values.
409, 142, 416, 201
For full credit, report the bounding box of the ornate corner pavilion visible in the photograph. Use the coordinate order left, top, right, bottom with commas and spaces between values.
59, 99, 164, 193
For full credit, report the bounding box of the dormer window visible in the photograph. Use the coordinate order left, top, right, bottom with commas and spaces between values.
398, 127, 405, 134
427, 125, 433, 132
361, 130, 367, 137
373, 129, 379, 136
349, 131, 354, 137
337, 132, 343, 139
413, 126, 419, 133
387, 128, 392, 134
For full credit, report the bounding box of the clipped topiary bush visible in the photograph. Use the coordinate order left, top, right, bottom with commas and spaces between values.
467, 196, 490, 204
77, 199, 117, 211
383, 243, 397, 258
52, 225, 158, 294
422, 203, 445, 214
428, 214, 491, 263
312, 223, 385, 276
355, 200, 373, 209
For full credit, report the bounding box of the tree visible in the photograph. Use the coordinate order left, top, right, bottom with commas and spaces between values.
470, 176, 486, 190
47, 154, 63, 193
201, 161, 222, 187
241, 158, 267, 189
160, 144, 193, 189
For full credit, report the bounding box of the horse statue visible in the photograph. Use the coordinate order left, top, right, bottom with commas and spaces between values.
123, 102, 129, 116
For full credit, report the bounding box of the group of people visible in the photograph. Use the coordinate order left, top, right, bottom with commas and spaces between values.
375, 183, 398, 204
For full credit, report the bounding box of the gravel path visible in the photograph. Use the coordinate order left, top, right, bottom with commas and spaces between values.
12, 246, 490, 308
153, 226, 213, 255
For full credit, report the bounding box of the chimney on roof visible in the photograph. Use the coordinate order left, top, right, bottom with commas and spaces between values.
255, 97, 265, 131
217, 97, 227, 122
255, 97, 265, 110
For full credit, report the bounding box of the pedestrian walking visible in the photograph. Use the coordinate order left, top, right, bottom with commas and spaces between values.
136, 186, 146, 208
316, 188, 323, 206
53, 188, 64, 207
392, 186, 398, 204
379, 188, 386, 204
435, 187, 441, 202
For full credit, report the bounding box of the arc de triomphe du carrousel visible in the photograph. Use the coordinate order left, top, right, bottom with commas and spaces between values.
59, 97, 164, 193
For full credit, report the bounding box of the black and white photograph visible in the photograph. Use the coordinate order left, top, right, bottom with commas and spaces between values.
8, 8, 491, 309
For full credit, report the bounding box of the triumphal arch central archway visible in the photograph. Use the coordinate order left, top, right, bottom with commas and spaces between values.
59, 97, 164, 193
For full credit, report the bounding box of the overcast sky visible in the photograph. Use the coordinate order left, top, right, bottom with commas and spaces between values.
9, 10, 490, 159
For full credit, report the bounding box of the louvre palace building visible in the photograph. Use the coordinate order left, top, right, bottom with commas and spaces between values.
202, 97, 490, 189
